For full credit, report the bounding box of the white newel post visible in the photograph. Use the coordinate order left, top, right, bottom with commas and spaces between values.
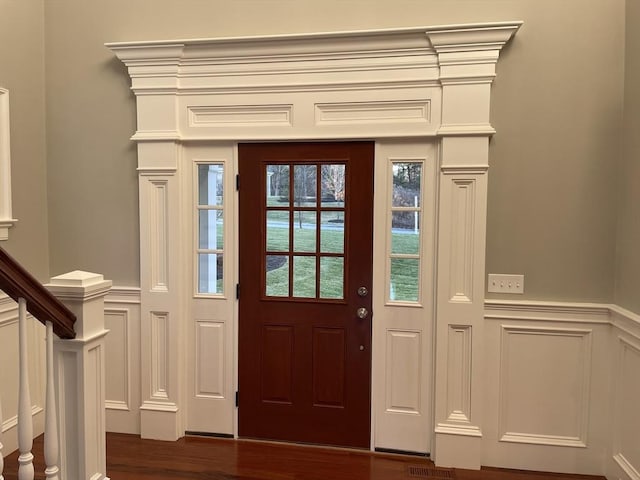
46, 271, 112, 480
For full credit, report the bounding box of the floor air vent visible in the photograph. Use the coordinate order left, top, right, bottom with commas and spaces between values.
407, 465, 455, 478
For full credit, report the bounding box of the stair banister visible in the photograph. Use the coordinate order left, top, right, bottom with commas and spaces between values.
0, 246, 110, 480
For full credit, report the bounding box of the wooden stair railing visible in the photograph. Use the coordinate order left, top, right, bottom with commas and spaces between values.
0, 245, 76, 480
0, 246, 76, 339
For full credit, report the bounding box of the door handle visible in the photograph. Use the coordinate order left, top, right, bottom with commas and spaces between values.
356, 307, 369, 319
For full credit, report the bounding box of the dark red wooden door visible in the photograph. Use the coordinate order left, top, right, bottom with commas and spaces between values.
238, 142, 374, 448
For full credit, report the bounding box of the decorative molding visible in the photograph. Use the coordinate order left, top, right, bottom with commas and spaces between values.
105, 286, 141, 305
385, 330, 421, 414
614, 453, 640, 480
2, 406, 44, 434
445, 325, 472, 424
150, 311, 169, 400
105, 308, 131, 411
148, 180, 169, 293
195, 321, 225, 399
435, 423, 482, 437
485, 299, 611, 325
498, 325, 592, 448
188, 105, 293, 128
315, 100, 430, 126
0, 87, 17, 241
448, 179, 475, 303
437, 124, 495, 136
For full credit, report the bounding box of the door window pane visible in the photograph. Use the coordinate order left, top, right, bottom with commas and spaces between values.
293, 165, 317, 207
198, 164, 224, 206
292, 256, 316, 298
198, 253, 223, 294
389, 258, 419, 302
321, 164, 346, 207
199, 210, 224, 250
320, 257, 344, 299
391, 212, 419, 255
392, 163, 421, 207
267, 211, 289, 252
266, 164, 290, 206
320, 212, 344, 254
294, 214, 316, 252
266, 255, 289, 297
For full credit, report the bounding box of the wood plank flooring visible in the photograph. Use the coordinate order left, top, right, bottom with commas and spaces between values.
2, 433, 606, 480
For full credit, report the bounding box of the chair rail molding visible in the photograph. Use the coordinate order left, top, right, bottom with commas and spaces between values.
107, 22, 522, 469
0, 88, 17, 240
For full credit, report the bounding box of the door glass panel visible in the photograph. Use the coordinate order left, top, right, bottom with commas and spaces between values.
392, 162, 422, 208
266, 255, 289, 297
293, 165, 317, 207
320, 257, 344, 299
321, 164, 346, 207
198, 253, 223, 294
292, 256, 316, 298
199, 210, 224, 250
320, 212, 344, 254
198, 164, 224, 206
391, 212, 419, 255
267, 211, 289, 252
294, 214, 316, 252
266, 164, 290, 206
389, 258, 420, 302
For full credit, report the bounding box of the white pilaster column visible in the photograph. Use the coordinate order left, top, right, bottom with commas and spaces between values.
426, 24, 520, 469
47, 271, 112, 480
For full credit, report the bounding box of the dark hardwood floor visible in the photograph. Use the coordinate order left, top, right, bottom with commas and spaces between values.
2, 433, 606, 480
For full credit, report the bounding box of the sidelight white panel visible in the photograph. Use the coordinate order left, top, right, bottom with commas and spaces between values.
195, 321, 225, 398
385, 330, 421, 413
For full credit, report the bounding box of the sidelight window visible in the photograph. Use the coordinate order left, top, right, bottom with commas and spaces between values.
196, 163, 224, 295
388, 161, 423, 303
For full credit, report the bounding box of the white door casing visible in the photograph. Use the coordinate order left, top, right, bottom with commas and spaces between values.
107, 22, 520, 468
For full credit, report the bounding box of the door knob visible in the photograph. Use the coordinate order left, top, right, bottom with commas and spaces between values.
356, 307, 369, 319
357, 286, 368, 297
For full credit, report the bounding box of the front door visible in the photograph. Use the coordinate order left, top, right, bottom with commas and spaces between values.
238, 142, 374, 448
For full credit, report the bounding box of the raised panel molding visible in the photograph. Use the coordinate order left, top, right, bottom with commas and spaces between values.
449, 179, 476, 303
613, 336, 640, 479
195, 321, 225, 398
315, 100, 430, 126
105, 308, 130, 411
385, 330, 421, 414
188, 105, 293, 127
445, 325, 472, 424
150, 311, 169, 400
498, 325, 592, 448
148, 179, 169, 293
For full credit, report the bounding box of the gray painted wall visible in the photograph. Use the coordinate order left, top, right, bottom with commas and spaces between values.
615, 0, 640, 313
9, 0, 632, 306
0, 0, 49, 281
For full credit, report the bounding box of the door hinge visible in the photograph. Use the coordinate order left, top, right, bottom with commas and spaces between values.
235, 391, 239, 408
236, 283, 240, 300
236, 174, 240, 191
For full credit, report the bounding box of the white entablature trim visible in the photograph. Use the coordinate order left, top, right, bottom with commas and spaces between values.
106, 22, 521, 142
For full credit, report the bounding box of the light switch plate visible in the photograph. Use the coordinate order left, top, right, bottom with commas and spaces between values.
488, 274, 524, 294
